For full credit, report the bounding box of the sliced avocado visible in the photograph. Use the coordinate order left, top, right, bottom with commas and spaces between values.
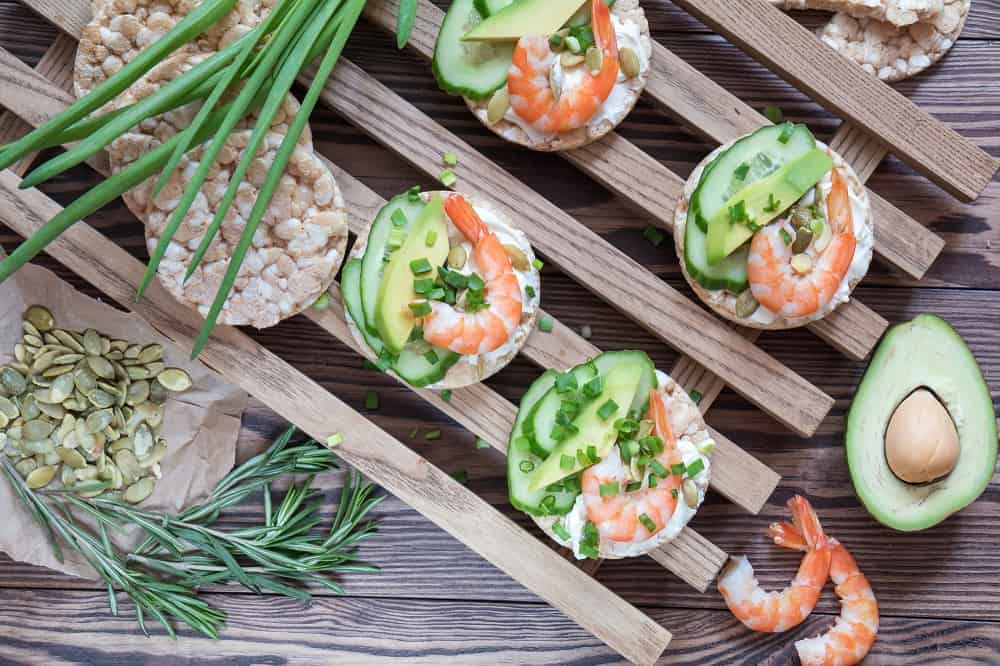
846, 314, 998, 532
375, 195, 449, 354
705, 149, 833, 265
463, 0, 587, 42
528, 361, 644, 491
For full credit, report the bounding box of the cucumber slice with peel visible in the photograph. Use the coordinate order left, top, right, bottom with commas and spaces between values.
684, 208, 750, 292
433, 0, 515, 100
474, 0, 511, 16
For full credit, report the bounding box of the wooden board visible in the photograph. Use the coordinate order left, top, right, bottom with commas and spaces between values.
670, 0, 1000, 201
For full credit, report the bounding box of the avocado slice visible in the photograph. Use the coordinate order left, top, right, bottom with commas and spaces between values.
463, 0, 587, 42
528, 360, 644, 491
375, 195, 450, 354
846, 314, 998, 532
705, 149, 833, 265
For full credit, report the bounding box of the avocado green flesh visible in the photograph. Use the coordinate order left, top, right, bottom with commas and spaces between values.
374, 195, 449, 354
706, 149, 833, 265
846, 314, 998, 532
463, 0, 587, 42
528, 361, 644, 491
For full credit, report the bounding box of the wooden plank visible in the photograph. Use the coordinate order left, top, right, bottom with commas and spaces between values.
0, 170, 672, 666
362, 0, 941, 284
669, 0, 1000, 202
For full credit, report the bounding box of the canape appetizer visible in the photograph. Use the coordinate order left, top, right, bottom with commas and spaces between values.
74, 0, 349, 329
508, 351, 714, 559
434, 0, 651, 151
343, 190, 540, 389
674, 123, 874, 329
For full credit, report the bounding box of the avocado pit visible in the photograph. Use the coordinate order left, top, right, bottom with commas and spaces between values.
885, 388, 960, 484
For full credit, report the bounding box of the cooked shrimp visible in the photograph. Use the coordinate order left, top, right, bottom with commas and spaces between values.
581, 390, 681, 543
718, 495, 831, 632
747, 167, 857, 318
507, 0, 620, 132
770, 521, 879, 666
422, 194, 522, 355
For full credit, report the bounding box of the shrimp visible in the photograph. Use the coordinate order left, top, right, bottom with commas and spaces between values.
507, 0, 620, 132
718, 495, 831, 633
747, 167, 857, 319
770, 521, 879, 666
422, 194, 523, 355
581, 390, 682, 543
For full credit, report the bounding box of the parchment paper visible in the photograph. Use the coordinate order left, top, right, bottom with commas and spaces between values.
0, 262, 248, 578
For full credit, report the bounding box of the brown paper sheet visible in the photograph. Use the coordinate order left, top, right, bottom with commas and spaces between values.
0, 262, 248, 578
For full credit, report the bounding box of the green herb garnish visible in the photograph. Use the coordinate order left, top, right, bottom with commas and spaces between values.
643, 226, 665, 247
552, 521, 571, 541
597, 399, 618, 421
409, 302, 432, 317
638, 513, 657, 533
365, 390, 379, 410
409, 257, 433, 275
561, 454, 576, 471
599, 481, 620, 497
686, 458, 706, 477
538, 316, 554, 333
519, 460, 535, 473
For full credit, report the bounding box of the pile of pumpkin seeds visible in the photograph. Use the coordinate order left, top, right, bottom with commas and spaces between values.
0, 305, 193, 503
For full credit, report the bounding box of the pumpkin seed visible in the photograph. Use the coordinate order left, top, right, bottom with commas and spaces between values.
56, 447, 87, 469
124, 477, 155, 504
53, 353, 84, 365
682, 478, 700, 509
23, 334, 43, 348
9, 362, 30, 376
502, 244, 531, 271
137, 344, 163, 365
148, 382, 169, 405
0, 396, 19, 420
127, 381, 150, 406
23, 420, 55, 441
26, 465, 56, 489
42, 451, 61, 466
124, 345, 142, 360
144, 362, 165, 377
791, 227, 814, 254
735, 289, 760, 319
87, 356, 115, 380
42, 333, 59, 345
127, 366, 151, 380
25, 305, 55, 332
60, 464, 77, 487
109, 438, 132, 454
138, 441, 168, 468
0, 413, 8, 429
22, 322, 41, 340
53, 329, 85, 353
1, 368, 27, 395
585, 45, 603, 74
111, 464, 124, 490
157, 368, 192, 392
74, 367, 98, 394
14, 458, 37, 477
50, 374, 75, 403
549, 67, 561, 100
86, 409, 113, 434
486, 86, 509, 126
82, 329, 102, 356
115, 450, 141, 484
619, 47, 641, 79
110, 340, 129, 353
13, 344, 27, 364
133, 423, 154, 458
37, 401, 65, 420
106, 351, 124, 361
75, 465, 99, 481
24, 437, 54, 454
560, 51, 584, 67
790, 253, 813, 275
88, 390, 115, 409
101, 337, 111, 356
41, 364, 75, 378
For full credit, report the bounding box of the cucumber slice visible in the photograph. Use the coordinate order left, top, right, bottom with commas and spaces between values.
474, 0, 511, 17
528, 351, 657, 458
508, 370, 580, 516
433, 0, 516, 100
684, 208, 750, 292
360, 193, 426, 335
344, 258, 462, 387
692, 123, 817, 233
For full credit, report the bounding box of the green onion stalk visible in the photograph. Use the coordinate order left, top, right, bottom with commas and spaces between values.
0, 0, 419, 358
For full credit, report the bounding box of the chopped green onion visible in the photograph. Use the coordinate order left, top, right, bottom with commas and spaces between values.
423, 349, 439, 364
579, 544, 598, 559
413, 277, 435, 294
440, 389, 452, 402
649, 474, 657, 489
539, 495, 556, 513
439, 267, 468, 289
556, 372, 579, 393
311, 293, 330, 311
532, 258, 544, 271
409, 301, 432, 317
576, 449, 590, 467
424, 430, 442, 440
599, 481, 620, 497
325, 432, 343, 449
689, 389, 703, 404
686, 458, 706, 477
810, 218, 825, 237
670, 462, 687, 476
467, 273, 485, 291
519, 460, 535, 473
409, 326, 425, 342
524, 285, 536, 300
671, 488, 679, 498
780, 228, 793, 246
643, 226, 665, 247
563, 475, 581, 494
626, 481, 642, 492
698, 440, 717, 456
391, 209, 408, 228
586, 445, 598, 462
778, 122, 795, 144
552, 521, 571, 541
583, 521, 598, 541
538, 316, 554, 333
638, 513, 657, 533
729, 199, 749, 224
620, 439, 639, 461
560, 454, 576, 471
425, 230, 438, 247
439, 168, 457, 187
582, 376, 604, 399
614, 417, 638, 435
650, 460, 669, 477
734, 162, 750, 181
640, 435, 664, 455
549, 33, 565, 50
636, 454, 651, 468
387, 228, 407, 250
442, 152, 458, 167
597, 399, 618, 421
364, 390, 379, 410
451, 469, 469, 484
764, 193, 781, 213
409, 257, 433, 275
375, 350, 396, 372
428, 287, 447, 301
409, 428, 419, 438
475, 437, 490, 449
407, 186, 422, 202
765, 106, 784, 124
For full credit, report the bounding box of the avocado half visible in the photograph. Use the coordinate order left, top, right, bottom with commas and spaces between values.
846, 314, 997, 531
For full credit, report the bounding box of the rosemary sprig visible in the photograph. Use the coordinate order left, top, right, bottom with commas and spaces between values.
1, 427, 382, 638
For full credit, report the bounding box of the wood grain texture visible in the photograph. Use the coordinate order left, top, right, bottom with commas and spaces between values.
0, 171, 673, 665
669, 0, 1000, 201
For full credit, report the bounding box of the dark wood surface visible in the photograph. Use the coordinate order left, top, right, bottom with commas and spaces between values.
1, 0, 998, 663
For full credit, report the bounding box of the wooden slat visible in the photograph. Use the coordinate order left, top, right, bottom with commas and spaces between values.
19, 0, 833, 439
669, 0, 1000, 202
364, 0, 941, 285
0, 169, 672, 666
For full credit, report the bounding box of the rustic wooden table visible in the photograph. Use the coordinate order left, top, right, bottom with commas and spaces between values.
0, 1, 997, 663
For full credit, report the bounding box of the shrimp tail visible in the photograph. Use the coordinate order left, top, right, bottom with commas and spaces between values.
444, 193, 488, 244
591, 0, 617, 56
769, 520, 809, 552
827, 167, 853, 236
788, 495, 827, 550
647, 389, 677, 449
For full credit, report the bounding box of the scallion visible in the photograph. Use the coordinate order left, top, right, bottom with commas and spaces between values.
538, 316, 554, 333
409, 257, 433, 275
643, 226, 665, 247
650, 460, 669, 477
599, 481, 620, 497
409, 301, 432, 317
560, 454, 576, 471
686, 458, 705, 477
440, 389, 452, 402
597, 399, 618, 421
552, 521, 571, 541
638, 513, 657, 533
424, 430, 442, 441
364, 390, 379, 411
519, 460, 535, 473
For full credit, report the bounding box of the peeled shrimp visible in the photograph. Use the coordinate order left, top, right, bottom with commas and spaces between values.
770, 521, 879, 666
718, 496, 831, 632
581, 390, 682, 543
507, 0, 620, 132
422, 194, 522, 355
747, 167, 857, 319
